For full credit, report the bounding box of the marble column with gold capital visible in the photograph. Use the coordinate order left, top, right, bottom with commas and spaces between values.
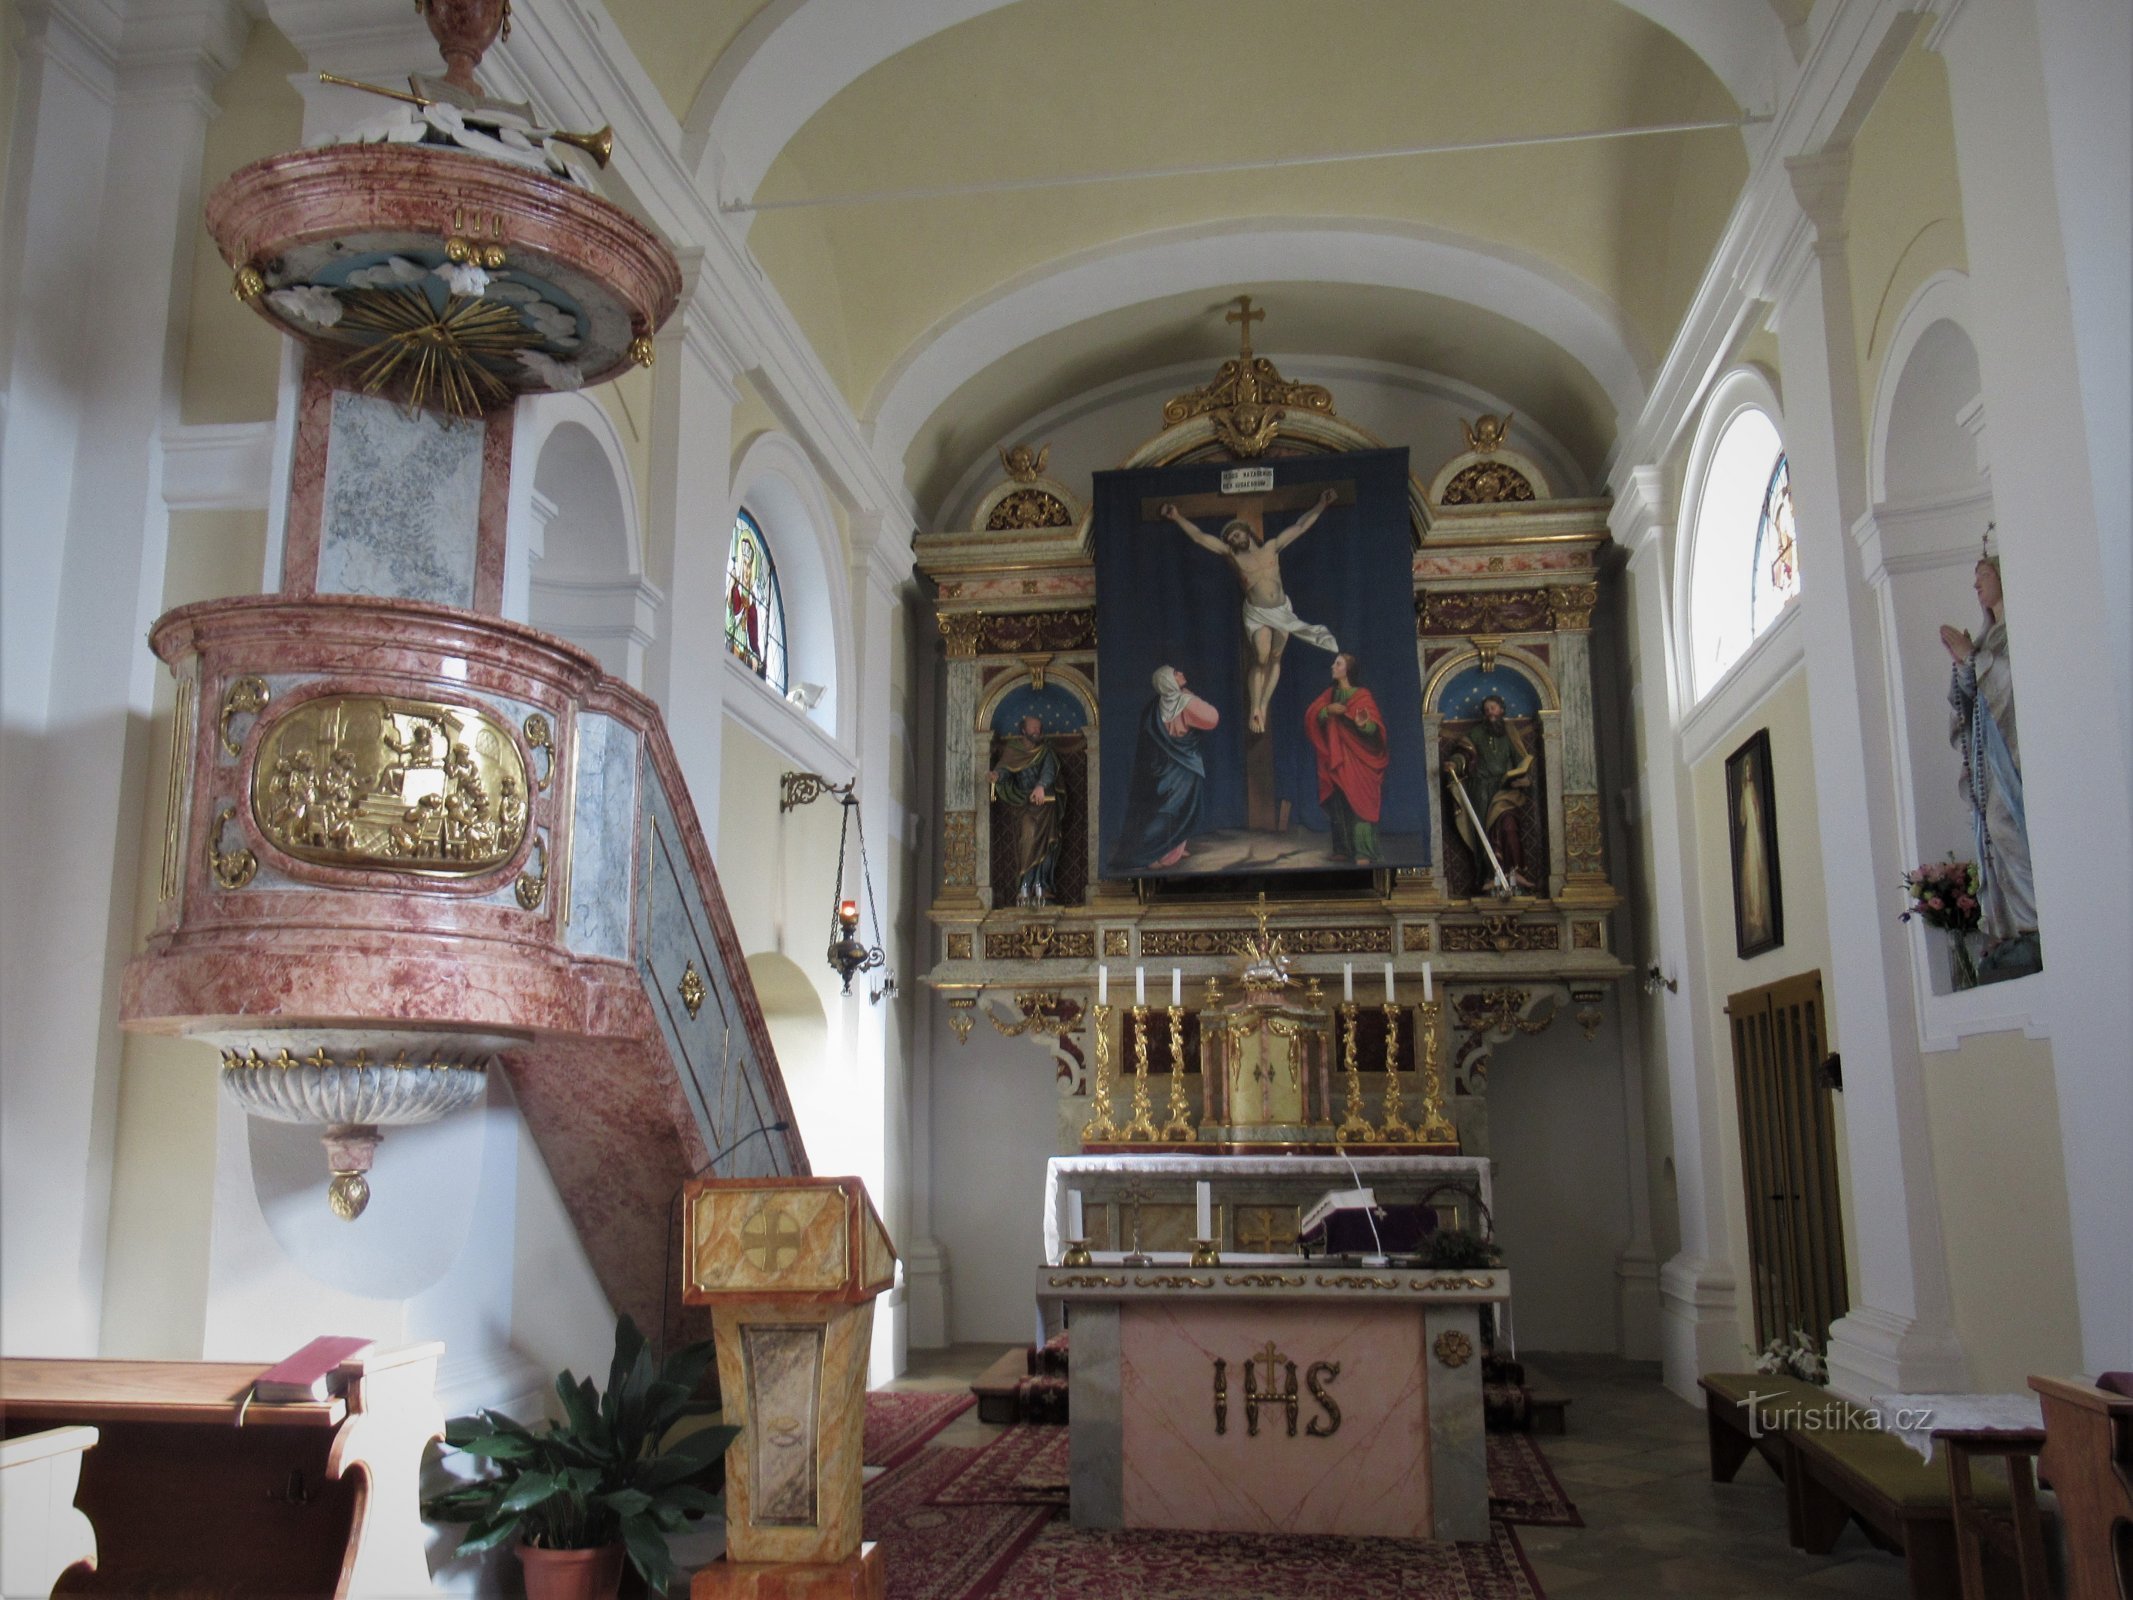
684, 1177, 898, 1600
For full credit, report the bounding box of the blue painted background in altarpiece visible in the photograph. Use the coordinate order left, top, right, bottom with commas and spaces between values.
1092, 447, 1430, 874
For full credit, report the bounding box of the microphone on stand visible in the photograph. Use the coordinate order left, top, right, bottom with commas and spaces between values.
659, 1121, 795, 1358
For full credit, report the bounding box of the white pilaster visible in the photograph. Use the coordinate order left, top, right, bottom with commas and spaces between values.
1774, 151, 1965, 1397
1611, 469, 1742, 1398
641, 250, 742, 833
1936, 0, 2133, 1372
0, 0, 249, 1357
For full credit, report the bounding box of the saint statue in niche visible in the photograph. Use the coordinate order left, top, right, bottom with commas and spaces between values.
1303, 652, 1389, 866
1445, 695, 1537, 890
1158, 488, 1340, 734
990, 713, 1063, 907
1940, 551, 2041, 979
1110, 666, 1220, 871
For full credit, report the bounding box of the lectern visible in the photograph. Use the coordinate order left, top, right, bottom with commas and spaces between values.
683, 1176, 896, 1600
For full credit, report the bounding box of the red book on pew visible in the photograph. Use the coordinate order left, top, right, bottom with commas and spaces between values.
252, 1336, 375, 1403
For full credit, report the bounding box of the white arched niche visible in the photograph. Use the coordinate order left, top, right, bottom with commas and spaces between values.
506, 393, 659, 687
745, 951, 844, 1170
1674, 365, 1803, 752
728, 431, 852, 746
1862, 274, 2035, 1038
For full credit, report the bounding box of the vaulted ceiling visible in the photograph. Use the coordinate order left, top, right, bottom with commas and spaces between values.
603, 0, 1795, 517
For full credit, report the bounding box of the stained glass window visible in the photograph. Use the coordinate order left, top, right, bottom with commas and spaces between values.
1688, 405, 1801, 698
725, 509, 786, 693
1751, 454, 1799, 630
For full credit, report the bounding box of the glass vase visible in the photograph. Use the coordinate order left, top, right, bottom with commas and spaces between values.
1947, 930, 1979, 991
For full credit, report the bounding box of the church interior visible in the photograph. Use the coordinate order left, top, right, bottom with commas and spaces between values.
2, 0, 2129, 1596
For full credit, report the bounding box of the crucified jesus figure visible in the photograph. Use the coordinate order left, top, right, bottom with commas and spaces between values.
1160, 488, 1339, 733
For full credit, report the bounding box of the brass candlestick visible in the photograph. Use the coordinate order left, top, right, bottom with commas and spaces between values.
1160, 1004, 1194, 1141
1061, 1238, 1094, 1267
1418, 998, 1458, 1146
1334, 1001, 1372, 1142
1123, 1005, 1159, 1141
1191, 1238, 1221, 1267
1378, 1000, 1416, 1142
1082, 1002, 1119, 1142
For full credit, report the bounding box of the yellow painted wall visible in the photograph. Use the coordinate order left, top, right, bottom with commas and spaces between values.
1846, 39, 1966, 453
1922, 1032, 2082, 1389
598, 0, 769, 124
749, 0, 1745, 414
179, 20, 304, 425
1687, 667, 1856, 1353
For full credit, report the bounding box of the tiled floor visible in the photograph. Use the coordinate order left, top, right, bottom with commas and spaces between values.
886, 1345, 1919, 1599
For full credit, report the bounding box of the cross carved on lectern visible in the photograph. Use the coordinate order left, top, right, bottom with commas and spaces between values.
1226, 295, 1265, 358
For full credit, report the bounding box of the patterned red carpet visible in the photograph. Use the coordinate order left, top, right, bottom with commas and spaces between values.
863, 1389, 977, 1470
862, 1399, 1572, 1598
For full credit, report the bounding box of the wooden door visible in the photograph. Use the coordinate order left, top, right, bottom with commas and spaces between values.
1727, 971, 1848, 1350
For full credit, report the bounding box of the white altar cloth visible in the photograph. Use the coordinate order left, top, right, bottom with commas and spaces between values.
1871, 1392, 2044, 1462
1041, 1152, 1493, 1263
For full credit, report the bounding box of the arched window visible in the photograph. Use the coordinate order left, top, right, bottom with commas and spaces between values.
724, 509, 787, 693
1686, 401, 1800, 698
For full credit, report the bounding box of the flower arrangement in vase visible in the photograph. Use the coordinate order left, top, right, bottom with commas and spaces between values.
1900, 857, 1983, 990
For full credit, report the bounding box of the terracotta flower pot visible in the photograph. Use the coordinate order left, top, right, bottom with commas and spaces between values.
519, 1541, 625, 1600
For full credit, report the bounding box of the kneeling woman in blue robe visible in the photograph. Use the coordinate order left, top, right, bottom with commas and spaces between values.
1111, 665, 1220, 871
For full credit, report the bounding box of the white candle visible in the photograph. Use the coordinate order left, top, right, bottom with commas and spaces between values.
1068, 1190, 1084, 1240
1171, 968, 1182, 1007
1136, 966, 1146, 1007
1196, 1181, 1212, 1241
1343, 962, 1354, 1003
1423, 961, 1434, 1002
1384, 962, 1396, 1004
1098, 966, 1108, 1006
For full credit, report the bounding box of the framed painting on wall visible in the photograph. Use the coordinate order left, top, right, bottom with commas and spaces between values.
1725, 727, 1784, 958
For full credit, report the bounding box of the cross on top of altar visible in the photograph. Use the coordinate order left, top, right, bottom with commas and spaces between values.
1225, 294, 1266, 358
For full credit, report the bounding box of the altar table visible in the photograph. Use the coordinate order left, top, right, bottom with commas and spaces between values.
1043, 1263, 1509, 1541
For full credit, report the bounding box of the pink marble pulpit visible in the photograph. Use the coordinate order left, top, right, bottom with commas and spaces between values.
1041, 1264, 1509, 1542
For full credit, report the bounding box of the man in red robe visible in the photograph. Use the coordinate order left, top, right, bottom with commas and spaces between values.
1304, 652, 1390, 865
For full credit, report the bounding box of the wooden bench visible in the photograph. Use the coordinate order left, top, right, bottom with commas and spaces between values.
2031, 1374, 2133, 1600
1787, 1423, 2016, 1599
1698, 1371, 1859, 1491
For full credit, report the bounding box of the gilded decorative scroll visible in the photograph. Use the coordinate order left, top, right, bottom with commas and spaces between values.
985, 924, 1096, 961
1140, 925, 1392, 958
1563, 793, 1605, 875
1102, 929, 1131, 958
208, 804, 257, 889
1439, 916, 1559, 954
986, 489, 1075, 531
1159, 302, 1335, 460
941, 811, 977, 886
1440, 462, 1535, 505
1417, 588, 1552, 637
249, 694, 529, 874
937, 612, 985, 658
219, 675, 270, 755
1548, 584, 1599, 632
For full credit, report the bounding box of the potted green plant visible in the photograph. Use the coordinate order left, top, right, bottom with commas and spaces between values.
423, 1316, 736, 1600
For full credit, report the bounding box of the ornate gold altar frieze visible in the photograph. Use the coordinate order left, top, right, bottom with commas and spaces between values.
1440, 461, 1536, 505
1317, 1275, 1400, 1292
1417, 588, 1552, 637
986, 489, 1075, 531
986, 924, 1095, 961
1159, 297, 1335, 459
220, 1046, 487, 1072
1548, 584, 1600, 632
1563, 793, 1604, 875
208, 803, 257, 889
1440, 916, 1559, 954
988, 991, 1074, 1038
219, 675, 270, 755
678, 960, 706, 1020
944, 931, 974, 961
1223, 1273, 1306, 1289
977, 609, 1096, 654
938, 612, 985, 658
1455, 989, 1555, 1038
1400, 922, 1433, 953
1139, 1275, 1212, 1291
1048, 1274, 1125, 1289
248, 694, 530, 874
1140, 925, 1392, 958
1433, 1330, 1475, 1369
1102, 929, 1130, 957
1418, 1276, 1497, 1293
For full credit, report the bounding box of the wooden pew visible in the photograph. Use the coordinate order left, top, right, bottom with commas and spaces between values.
0, 1344, 443, 1600
2031, 1374, 2133, 1600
